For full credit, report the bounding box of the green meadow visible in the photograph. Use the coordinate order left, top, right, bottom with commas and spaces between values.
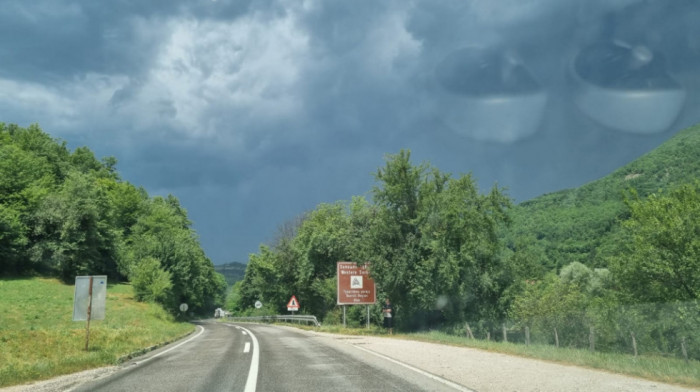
0, 278, 194, 388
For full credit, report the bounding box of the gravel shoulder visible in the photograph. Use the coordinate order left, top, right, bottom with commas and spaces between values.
307, 329, 698, 392
0, 366, 120, 392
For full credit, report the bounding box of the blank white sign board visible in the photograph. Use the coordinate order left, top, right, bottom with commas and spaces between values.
73, 275, 107, 321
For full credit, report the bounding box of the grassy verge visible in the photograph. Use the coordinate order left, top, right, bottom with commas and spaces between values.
0, 278, 194, 388
273, 322, 699, 388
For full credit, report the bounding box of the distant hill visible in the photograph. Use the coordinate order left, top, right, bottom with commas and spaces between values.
506, 122, 700, 271
214, 261, 247, 287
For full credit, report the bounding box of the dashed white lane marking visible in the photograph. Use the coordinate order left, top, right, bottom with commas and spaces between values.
242, 331, 248, 335
352, 344, 475, 392
236, 326, 260, 392
244, 342, 251, 353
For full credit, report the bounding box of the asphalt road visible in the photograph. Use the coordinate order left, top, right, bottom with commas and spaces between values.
72, 321, 465, 392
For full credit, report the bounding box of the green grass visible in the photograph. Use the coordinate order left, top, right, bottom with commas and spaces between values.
0, 278, 194, 388
279, 323, 700, 388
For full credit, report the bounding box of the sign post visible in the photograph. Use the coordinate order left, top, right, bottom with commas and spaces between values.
73, 275, 107, 351
336, 262, 376, 328
367, 305, 370, 329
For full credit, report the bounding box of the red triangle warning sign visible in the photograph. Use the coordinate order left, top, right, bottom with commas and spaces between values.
287, 295, 299, 311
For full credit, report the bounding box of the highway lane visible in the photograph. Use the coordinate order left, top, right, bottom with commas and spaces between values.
73, 321, 466, 392
243, 323, 464, 392
74, 321, 254, 392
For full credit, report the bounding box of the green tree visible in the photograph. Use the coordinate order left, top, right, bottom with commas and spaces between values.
235, 151, 510, 328
29, 171, 121, 280
610, 183, 700, 302
510, 271, 592, 347
0, 204, 26, 274
131, 256, 173, 303
8, 123, 70, 182
0, 142, 56, 274
238, 245, 286, 313
124, 196, 225, 313
70, 146, 119, 180
368, 150, 511, 329
292, 202, 352, 319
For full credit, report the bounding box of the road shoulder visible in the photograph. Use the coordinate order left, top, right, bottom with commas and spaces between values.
291, 327, 698, 392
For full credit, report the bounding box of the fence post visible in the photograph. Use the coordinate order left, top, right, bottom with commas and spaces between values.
681, 337, 689, 364
554, 327, 559, 348
502, 323, 508, 343
486, 332, 491, 341
525, 326, 530, 346
589, 326, 595, 352
631, 332, 638, 358
465, 323, 474, 339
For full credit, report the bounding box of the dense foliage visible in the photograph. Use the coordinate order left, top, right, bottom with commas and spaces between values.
503, 124, 700, 358
610, 183, 700, 302
0, 123, 226, 314
233, 125, 700, 360
234, 150, 512, 328
507, 122, 700, 271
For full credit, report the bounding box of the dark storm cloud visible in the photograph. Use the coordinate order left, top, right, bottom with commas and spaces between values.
0, 0, 259, 83
0, 2, 156, 82
2, 0, 700, 263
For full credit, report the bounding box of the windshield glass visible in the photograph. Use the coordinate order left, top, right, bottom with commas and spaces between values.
1, 0, 698, 390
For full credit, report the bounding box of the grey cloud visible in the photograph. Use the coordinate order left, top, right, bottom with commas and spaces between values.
0, 0, 254, 83
3, 0, 700, 264
0, 1, 171, 83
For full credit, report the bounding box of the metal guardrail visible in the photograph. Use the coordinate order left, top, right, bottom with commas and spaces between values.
226, 314, 321, 327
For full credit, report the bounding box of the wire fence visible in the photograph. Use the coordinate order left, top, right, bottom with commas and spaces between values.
460, 300, 699, 362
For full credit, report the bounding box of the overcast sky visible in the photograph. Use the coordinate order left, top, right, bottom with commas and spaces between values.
2, 0, 699, 264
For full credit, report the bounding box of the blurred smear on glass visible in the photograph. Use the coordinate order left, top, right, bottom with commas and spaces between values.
570, 41, 686, 134
425, 0, 700, 143
434, 47, 547, 142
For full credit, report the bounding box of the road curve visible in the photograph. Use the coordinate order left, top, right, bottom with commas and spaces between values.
69, 321, 462, 392
245, 322, 464, 392
73, 321, 252, 392
7, 322, 693, 392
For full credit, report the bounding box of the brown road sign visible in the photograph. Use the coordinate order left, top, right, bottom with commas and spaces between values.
337, 261, 376, 305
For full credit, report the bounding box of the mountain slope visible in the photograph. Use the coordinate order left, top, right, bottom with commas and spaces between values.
507, 122, 700, 270
214, 261, 247, 287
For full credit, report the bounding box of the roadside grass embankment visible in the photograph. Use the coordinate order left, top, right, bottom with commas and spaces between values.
0, 278, 194, 388
265, 322, 700, 388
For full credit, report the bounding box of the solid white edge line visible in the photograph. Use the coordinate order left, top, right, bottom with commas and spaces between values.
132, 325, 205, 366
352, 345, 475, 392
244, 342, 251, 353
237, 325, 260, 392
